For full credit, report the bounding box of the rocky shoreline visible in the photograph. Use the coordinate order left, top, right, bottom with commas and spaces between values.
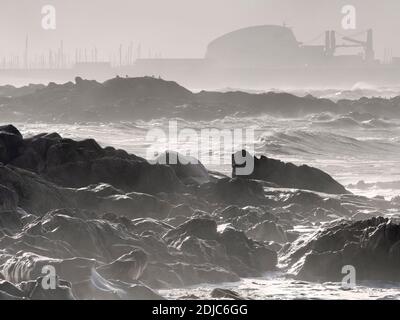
0, 124, 400, 300
2, 77, 400, 123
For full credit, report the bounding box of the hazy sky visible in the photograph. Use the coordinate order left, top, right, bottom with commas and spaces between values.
0, 0, 399, 61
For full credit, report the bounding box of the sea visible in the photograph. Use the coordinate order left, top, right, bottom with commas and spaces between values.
10, 85, 400, 299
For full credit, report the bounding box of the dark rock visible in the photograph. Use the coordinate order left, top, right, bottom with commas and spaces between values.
283, 217, 400, 282
211, 288, 245, 300
164, 218, 219, 243
0, 184, 18, 211
74, 183, 172, 219
141, 262, 239, 289
0, 125, 23, 164
0, 280, 25, 299
155, 151, 210, 185
168, 204, 195, 218
1, 252, 97, 284
198, 177, 266, 205
233, 150, 349, 195
74, 275, 164, 300
96, 249, 148, 282
0, 125, 23, 139
0, 165, 72, 216
219, 228, 277, 274
247, 220, 288, 243
27, 278, 75, 300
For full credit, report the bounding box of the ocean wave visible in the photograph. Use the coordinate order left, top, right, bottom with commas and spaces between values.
258, 130, 400, 159
348, 180, 400, 190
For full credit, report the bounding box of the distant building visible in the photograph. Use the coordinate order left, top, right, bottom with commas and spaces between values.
205, 25, 303, 68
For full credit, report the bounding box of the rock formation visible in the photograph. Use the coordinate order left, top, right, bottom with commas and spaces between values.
233, 150, 349, 194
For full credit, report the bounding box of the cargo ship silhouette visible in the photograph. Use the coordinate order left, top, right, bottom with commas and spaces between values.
2, 25, 400, 88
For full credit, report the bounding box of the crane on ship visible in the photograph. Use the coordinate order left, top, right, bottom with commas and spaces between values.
324, 29, 375, 62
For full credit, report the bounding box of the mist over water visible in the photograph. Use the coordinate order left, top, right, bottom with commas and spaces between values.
17, 104, 400, 198
2, 0, 400, 302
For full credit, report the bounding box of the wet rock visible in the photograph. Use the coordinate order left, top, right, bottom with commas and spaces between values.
0, 280, 25, 299
0, 127, 183, 195
41, 138, 183, 194
96, 249, 148, 282
0, 210, 31, 235
74, 183, 172, 219
283, 217, 400, 282
141, 262, 239, 289
219, 228, 277, 274
25, 278, 75, 300
198, 178, 266, 205
1, 252, 97, 284
21, 213, 145, 261
0, 125, 23, 139
233, 150, 349, 195
164, 218, 219, 243
0, 184, 18, 211
155, 151, 210, 185
168, 204, 195, 218
0, 125, 23, 164
211, 288, 244, 300
246, 220, 288, 243
0, 290, 25, 300
74, 277, 164, 300
215, 206, 279, 233
0, 165, 72, 216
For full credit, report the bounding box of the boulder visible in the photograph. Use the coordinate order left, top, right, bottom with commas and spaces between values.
232, 150, 349, 195
246, 220, 288, 243
0, 125, 23, 164
0, 184, 18, 211
96, 249, 148, 282
219, 228, 277, 274
283, 217, 400, 282
198, 177, 266, 205
211, 288, 245, 300
155, 151, 210, 185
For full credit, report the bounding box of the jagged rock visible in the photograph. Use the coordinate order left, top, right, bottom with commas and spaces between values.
283, 217, 400, 282
130, 218, 173, 237
20, 213, 145, 261
215, 206, 279, 232
96, 249, 148, 282
1, 252, 97, 284
45, 149, 183, 194
164, 218, 219, 243
0, 184, 18, 211
0, 127, 183, 195
141, 262, 239, 289
0, 165, 72, 216
168, 204, 195, 218
25, 278, 75, 300
74, 275, 164, 300
246, 220, 288, 243
163, 218, 277, 277
233, 150, 349, 195
219, 228, 277, 275
0, 210, 32, 235
211, 288, 245, 300
74, 183, 172, 219
0, 280, 25, 299
198, 177, 266, 205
